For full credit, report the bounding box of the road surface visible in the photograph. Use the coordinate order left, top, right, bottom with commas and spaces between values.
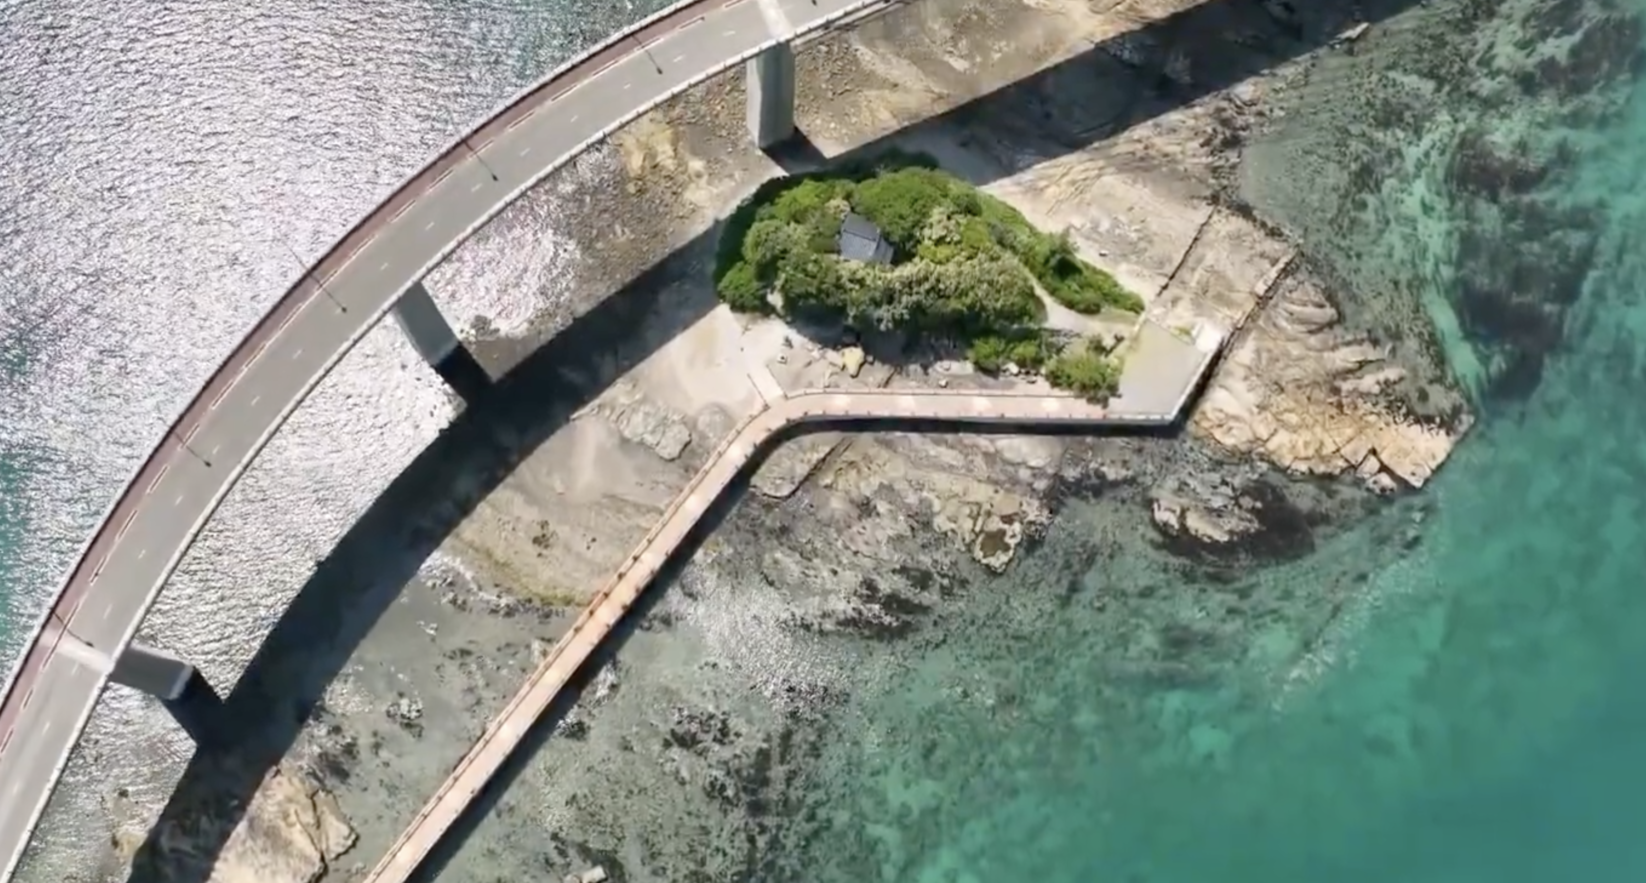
0, 0, 894, 877
362, 318, 1225, 883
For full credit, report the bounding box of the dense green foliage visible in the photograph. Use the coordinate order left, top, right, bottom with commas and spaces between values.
1045, 337, 1124, 402
712, 152, 1130, 397
713, 152, 1142, 320
966, 331, 1056, 374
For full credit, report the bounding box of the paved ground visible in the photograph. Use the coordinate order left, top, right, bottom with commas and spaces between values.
0, 0, 889, 877
361, 317, 1225, 883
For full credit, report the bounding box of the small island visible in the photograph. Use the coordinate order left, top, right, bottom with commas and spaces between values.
713, 153, 1140, 401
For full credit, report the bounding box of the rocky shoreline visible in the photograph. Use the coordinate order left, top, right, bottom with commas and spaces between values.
1240, 0, 1640, 404
56, 1, 1497, 882
369, 2, 1482, 877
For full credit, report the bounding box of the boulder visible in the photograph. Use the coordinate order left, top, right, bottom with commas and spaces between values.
841, 346, 867, 378
124, 764, 356, 883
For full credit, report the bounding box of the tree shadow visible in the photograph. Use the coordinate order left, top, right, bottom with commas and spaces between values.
123, 0, 1422, 879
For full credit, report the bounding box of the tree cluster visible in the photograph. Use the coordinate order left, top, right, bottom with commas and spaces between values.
713, 153, 1134, 401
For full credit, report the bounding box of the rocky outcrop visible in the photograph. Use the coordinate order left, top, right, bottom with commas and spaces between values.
823, 435, 1052, 573
1151, 494, 1258, 548
1192, 272, 1469, 490
751, 433, 844, 499
582, 380, 693, 461
1148, 477, 1317, 562
121, 764, 356, 883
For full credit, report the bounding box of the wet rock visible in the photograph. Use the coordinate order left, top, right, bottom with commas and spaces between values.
834, 576, 933, 640
308, 722, 360, 785
556, 711, 591, 741
1150, 478, 1317, 563
970, 509, 1025, 573
1446, 127, 1561, 201
385, 694, 424, 736
1530, 14, 1644, 100
1151, 494, 1255, 548
1449, 174, 1596, 402
666, 706, 738, 753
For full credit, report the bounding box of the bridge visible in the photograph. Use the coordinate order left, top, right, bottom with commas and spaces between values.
0, 0, 904, 875
0, 0, 1236, 878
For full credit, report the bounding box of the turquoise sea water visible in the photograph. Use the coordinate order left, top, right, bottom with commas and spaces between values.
4, 0, 1644, 880
759, 2, 1646, 881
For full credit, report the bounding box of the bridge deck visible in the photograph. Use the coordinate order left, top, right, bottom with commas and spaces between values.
0, 0, 895, 878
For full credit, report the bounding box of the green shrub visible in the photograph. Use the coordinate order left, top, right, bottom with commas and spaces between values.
974, 197, 1142, 314
968, 335, 1013, 373
743, 218, 812, 281
779, 253, 848, 313
968, 331, 1053, 374
712, 150, 1139, 332
1021, 232, 1144, 313
1045, 339, 1123, 402
717, 261, 768, 313
713, 151, 934, 287
768, 178, 853, 225
715, 174, 802, 286
850, 169, 954, 255
1006, 333, 1053, 371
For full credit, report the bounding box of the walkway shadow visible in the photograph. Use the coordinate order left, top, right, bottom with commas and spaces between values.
407, 400, 1198, 883
124, 0, 1420, 879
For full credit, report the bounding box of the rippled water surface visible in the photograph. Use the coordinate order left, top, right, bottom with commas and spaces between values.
0, 0, 667, 867
7, 0, 1646, 881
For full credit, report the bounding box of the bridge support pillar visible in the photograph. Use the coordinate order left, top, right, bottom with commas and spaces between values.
746, 41, 796, 150
392, 281, 490, 401
113, 642, 223, 746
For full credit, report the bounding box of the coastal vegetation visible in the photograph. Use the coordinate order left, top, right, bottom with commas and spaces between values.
713, 152, 1137, 402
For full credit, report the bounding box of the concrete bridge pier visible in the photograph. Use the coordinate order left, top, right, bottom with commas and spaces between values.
746, 41, 796, 149
392, 281, 490, 401
111, 642, 223, 746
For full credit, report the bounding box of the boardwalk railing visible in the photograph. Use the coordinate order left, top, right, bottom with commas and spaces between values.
358, 349, 1228, 883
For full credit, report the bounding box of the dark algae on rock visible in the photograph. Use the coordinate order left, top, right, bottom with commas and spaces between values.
1245, 0, 1642, 405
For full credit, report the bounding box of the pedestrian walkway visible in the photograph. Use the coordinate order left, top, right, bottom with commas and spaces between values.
361, 316, 1225, 883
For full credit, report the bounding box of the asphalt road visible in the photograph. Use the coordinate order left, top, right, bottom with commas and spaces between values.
0, 0, 889, 877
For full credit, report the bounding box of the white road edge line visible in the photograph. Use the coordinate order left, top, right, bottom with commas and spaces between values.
3, 6, 952, 881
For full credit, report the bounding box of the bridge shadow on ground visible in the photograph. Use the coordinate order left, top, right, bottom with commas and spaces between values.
126, 0, 1420, 879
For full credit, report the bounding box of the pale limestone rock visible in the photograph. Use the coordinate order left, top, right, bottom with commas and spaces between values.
590, 381, 694, 461
751, 433, 844, 498
125, 764, 356, 883
1191, 274, 1467, 489
1151, 495, 1258, 547
841, 346, 867, 378
1145, 208, 1467, 492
